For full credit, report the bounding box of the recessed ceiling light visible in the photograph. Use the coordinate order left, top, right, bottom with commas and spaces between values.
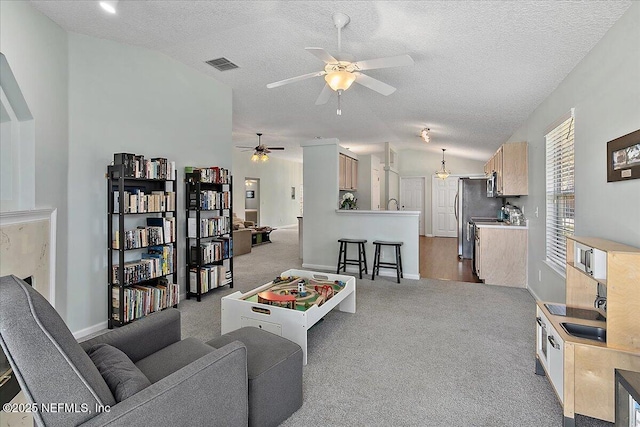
99, 0, 118, 14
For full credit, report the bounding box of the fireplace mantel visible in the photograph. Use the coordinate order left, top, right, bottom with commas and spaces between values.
0, 208, 57, 306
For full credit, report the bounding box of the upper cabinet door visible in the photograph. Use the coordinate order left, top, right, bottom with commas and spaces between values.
339, 154, 346, 190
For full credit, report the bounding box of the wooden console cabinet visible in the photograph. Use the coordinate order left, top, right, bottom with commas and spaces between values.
536, 236, 640, 426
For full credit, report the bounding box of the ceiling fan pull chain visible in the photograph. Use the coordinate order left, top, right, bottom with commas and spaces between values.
337, 90, 342, 116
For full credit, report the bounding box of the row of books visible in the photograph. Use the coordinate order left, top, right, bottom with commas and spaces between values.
112, 279, 179, 322
189, 262, 232, 294
190, 238, 232, 264
113, 190, 176, 213
112, 245, 175, 285
113, 217, 176, 250
114, 153, 176, 180
187, 216, 230, 238
185, 166, 229, 184
188, 190, 230, 210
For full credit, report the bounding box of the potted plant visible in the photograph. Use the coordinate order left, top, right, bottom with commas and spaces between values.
340, 193, 357, 210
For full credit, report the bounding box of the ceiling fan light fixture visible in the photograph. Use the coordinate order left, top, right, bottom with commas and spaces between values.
251, 153, 260, 162
99, 0, 118, 14
260, 153, 269, 162
436, 148, 450, 180
325, 71, 356, 92
421, 128, 430, 143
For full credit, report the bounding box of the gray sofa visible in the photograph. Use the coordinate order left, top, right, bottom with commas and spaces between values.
0, 275, 302, 427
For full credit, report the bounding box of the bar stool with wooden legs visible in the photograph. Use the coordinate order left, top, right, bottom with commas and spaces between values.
371, 241, 404, 283
336, 238, 368, 279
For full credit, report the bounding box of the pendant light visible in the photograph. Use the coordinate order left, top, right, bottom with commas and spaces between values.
436, 148, 450, 180
420, 128, 430, 143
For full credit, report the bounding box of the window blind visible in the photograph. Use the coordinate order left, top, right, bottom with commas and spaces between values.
545, 114, 575, 272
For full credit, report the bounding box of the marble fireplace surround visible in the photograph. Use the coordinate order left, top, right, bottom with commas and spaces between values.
0, 209, 56, 306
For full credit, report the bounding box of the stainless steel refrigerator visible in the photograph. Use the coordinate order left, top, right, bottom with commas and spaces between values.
455, 178, 502, 259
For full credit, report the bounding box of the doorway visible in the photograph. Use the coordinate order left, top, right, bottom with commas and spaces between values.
400, 177, 425, 235
431, 175, 459, 237
244, 178, 260, 225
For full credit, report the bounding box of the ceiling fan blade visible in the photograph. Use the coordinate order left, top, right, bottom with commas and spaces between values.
354, 72, 396, 96
267, 71, 325, 89
236, 146, 255, 149
315, 84, 333, 105
267, 147, 285, 150
305, 47, 338, 64
352, 54, 414, 71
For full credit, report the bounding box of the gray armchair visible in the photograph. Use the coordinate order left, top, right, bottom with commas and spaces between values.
0, 275, 248, 427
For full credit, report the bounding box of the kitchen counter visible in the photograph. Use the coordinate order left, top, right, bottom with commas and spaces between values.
335, 209, 420, 216
474, 221, 528, 230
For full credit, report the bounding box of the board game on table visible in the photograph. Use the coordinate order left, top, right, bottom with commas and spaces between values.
221, 269, 356, 365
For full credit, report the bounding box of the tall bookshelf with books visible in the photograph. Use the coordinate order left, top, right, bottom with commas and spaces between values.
107, 153, 179, 328
185, 167, 233, 302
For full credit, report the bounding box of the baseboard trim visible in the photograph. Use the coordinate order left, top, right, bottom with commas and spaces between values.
73, 321, 108, 340
277, 223, 298, 229
426, 234, 434, 237
301, 263, 419, 280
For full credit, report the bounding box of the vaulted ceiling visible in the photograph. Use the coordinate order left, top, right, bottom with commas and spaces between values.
31, 1, 631, 162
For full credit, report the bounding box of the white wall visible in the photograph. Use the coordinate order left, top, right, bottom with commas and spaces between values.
505, 3, 640, 303
232, 151, 303, 227
356, 154, 381, 210
67, 33, 232, 333
302, 140, 420, 278
399, 149, 485, 235
0, 1, 70, 316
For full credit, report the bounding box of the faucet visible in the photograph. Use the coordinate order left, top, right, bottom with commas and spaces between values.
387, 198, 399, 211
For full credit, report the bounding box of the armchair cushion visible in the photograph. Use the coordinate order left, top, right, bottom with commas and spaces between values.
135, 337, 214, 383
80, 308, 181, 363
87, 343, 151, 402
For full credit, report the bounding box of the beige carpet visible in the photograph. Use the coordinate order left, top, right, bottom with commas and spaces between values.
180, 227, 610, 427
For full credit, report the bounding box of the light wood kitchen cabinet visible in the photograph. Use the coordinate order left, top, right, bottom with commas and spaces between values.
339, 154, 346, 190
484, 142, 528, 196
475, 225, 527, 287
536, 237, 640, 425
339, 153, 358, 191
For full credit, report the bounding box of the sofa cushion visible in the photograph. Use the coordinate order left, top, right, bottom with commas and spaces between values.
87, 343, 151, 402
135, 337, 214, 383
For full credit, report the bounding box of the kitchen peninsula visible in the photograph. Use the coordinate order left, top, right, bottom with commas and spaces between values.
301, 139, 420, 280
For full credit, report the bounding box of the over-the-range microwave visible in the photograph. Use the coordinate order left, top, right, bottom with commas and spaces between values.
486, 172, 497, 197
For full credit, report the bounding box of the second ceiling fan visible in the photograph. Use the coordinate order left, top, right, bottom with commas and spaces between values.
266, 13, 414, 114
237, 133, 284, 162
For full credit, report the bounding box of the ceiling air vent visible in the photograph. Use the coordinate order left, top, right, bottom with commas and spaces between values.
205, 57, 239, 71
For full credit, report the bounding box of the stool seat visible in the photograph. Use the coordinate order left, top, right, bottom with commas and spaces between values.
336, 238, 368, 279
372, 241, 404, 283
338, 238, 367, 244
372, 240, 403, 246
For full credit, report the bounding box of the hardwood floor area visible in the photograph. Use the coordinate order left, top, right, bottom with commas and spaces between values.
419, 236, 481, 283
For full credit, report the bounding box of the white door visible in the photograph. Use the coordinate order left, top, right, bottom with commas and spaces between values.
371, 167, 381, 210
432, 176, 458, 237
400, 177, 425, 235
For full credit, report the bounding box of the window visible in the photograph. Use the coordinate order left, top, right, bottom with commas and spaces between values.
545, 111, 575, 273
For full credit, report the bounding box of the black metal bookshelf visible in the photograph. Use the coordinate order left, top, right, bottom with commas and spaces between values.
185, 169, 233, 302
107, 161, 178, 328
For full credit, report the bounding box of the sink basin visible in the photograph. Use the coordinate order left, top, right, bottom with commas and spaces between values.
560, 322, 606, 342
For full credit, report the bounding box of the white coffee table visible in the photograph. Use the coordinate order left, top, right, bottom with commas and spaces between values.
221, 269, 356, 365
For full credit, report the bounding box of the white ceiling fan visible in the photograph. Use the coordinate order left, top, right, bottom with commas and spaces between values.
266, 12, 414, 114
236, 133, 284, 162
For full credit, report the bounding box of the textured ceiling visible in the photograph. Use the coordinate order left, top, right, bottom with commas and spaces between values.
30, 1, 631, 162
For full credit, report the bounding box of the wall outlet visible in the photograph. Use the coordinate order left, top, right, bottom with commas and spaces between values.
535, 207, 539, 218
538, 269, 542, 282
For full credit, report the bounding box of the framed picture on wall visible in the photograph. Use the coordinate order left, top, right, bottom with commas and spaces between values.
246, 190, 255, 198
607, 129, 640, 182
